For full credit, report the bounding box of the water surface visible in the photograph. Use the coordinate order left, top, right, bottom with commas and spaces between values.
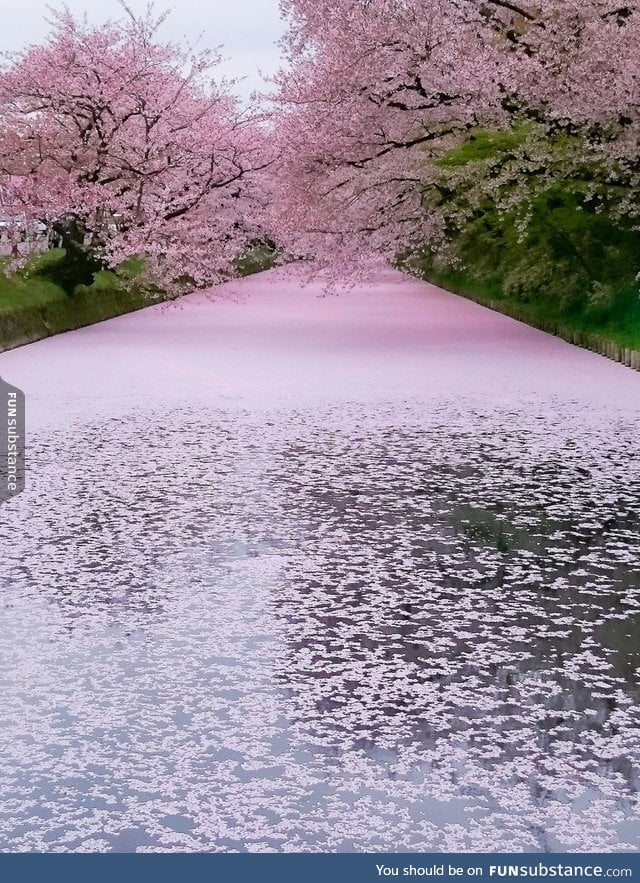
0, 269, 638, 852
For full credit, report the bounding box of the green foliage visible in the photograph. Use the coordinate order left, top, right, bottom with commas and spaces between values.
413, 124, 640, 350
0, 249, 161, 352
0, 239, 279, 352
116, 256, 146, 280
234, 242, 277, 277
0, 251, 68, 313
35, 244, 104, 295
437, 125, 533, 168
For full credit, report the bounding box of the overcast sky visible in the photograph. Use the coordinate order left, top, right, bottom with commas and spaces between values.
0, 0, 286, 102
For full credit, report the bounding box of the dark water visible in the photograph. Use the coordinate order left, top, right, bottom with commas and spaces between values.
0, 399, 638, 852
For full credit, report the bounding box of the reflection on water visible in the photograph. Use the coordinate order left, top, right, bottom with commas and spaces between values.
0, 399, 638, 852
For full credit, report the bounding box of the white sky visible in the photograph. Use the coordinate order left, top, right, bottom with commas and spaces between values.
0, 0, 286, 102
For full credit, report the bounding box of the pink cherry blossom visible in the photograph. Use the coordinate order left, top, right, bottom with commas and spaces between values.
271, 0, 640, 270
0, 5, 272, 286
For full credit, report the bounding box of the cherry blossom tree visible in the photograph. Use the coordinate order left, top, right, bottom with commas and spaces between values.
271, 0, 640, 271
271, 0, 497, 271
0, 3, 272, 287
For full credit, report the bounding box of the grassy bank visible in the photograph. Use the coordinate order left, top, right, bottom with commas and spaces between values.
0, 250, 161, 353
0, 244, 276, 354
409, 127, 640, 368
420, 266, 640, 369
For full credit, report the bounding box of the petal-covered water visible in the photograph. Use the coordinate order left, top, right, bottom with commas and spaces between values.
0, 269, 638, 852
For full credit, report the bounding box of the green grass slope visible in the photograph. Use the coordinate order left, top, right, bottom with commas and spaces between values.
0, 251, 157, 353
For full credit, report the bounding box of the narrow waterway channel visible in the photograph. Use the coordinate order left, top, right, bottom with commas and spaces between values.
0, 268, 639, 852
